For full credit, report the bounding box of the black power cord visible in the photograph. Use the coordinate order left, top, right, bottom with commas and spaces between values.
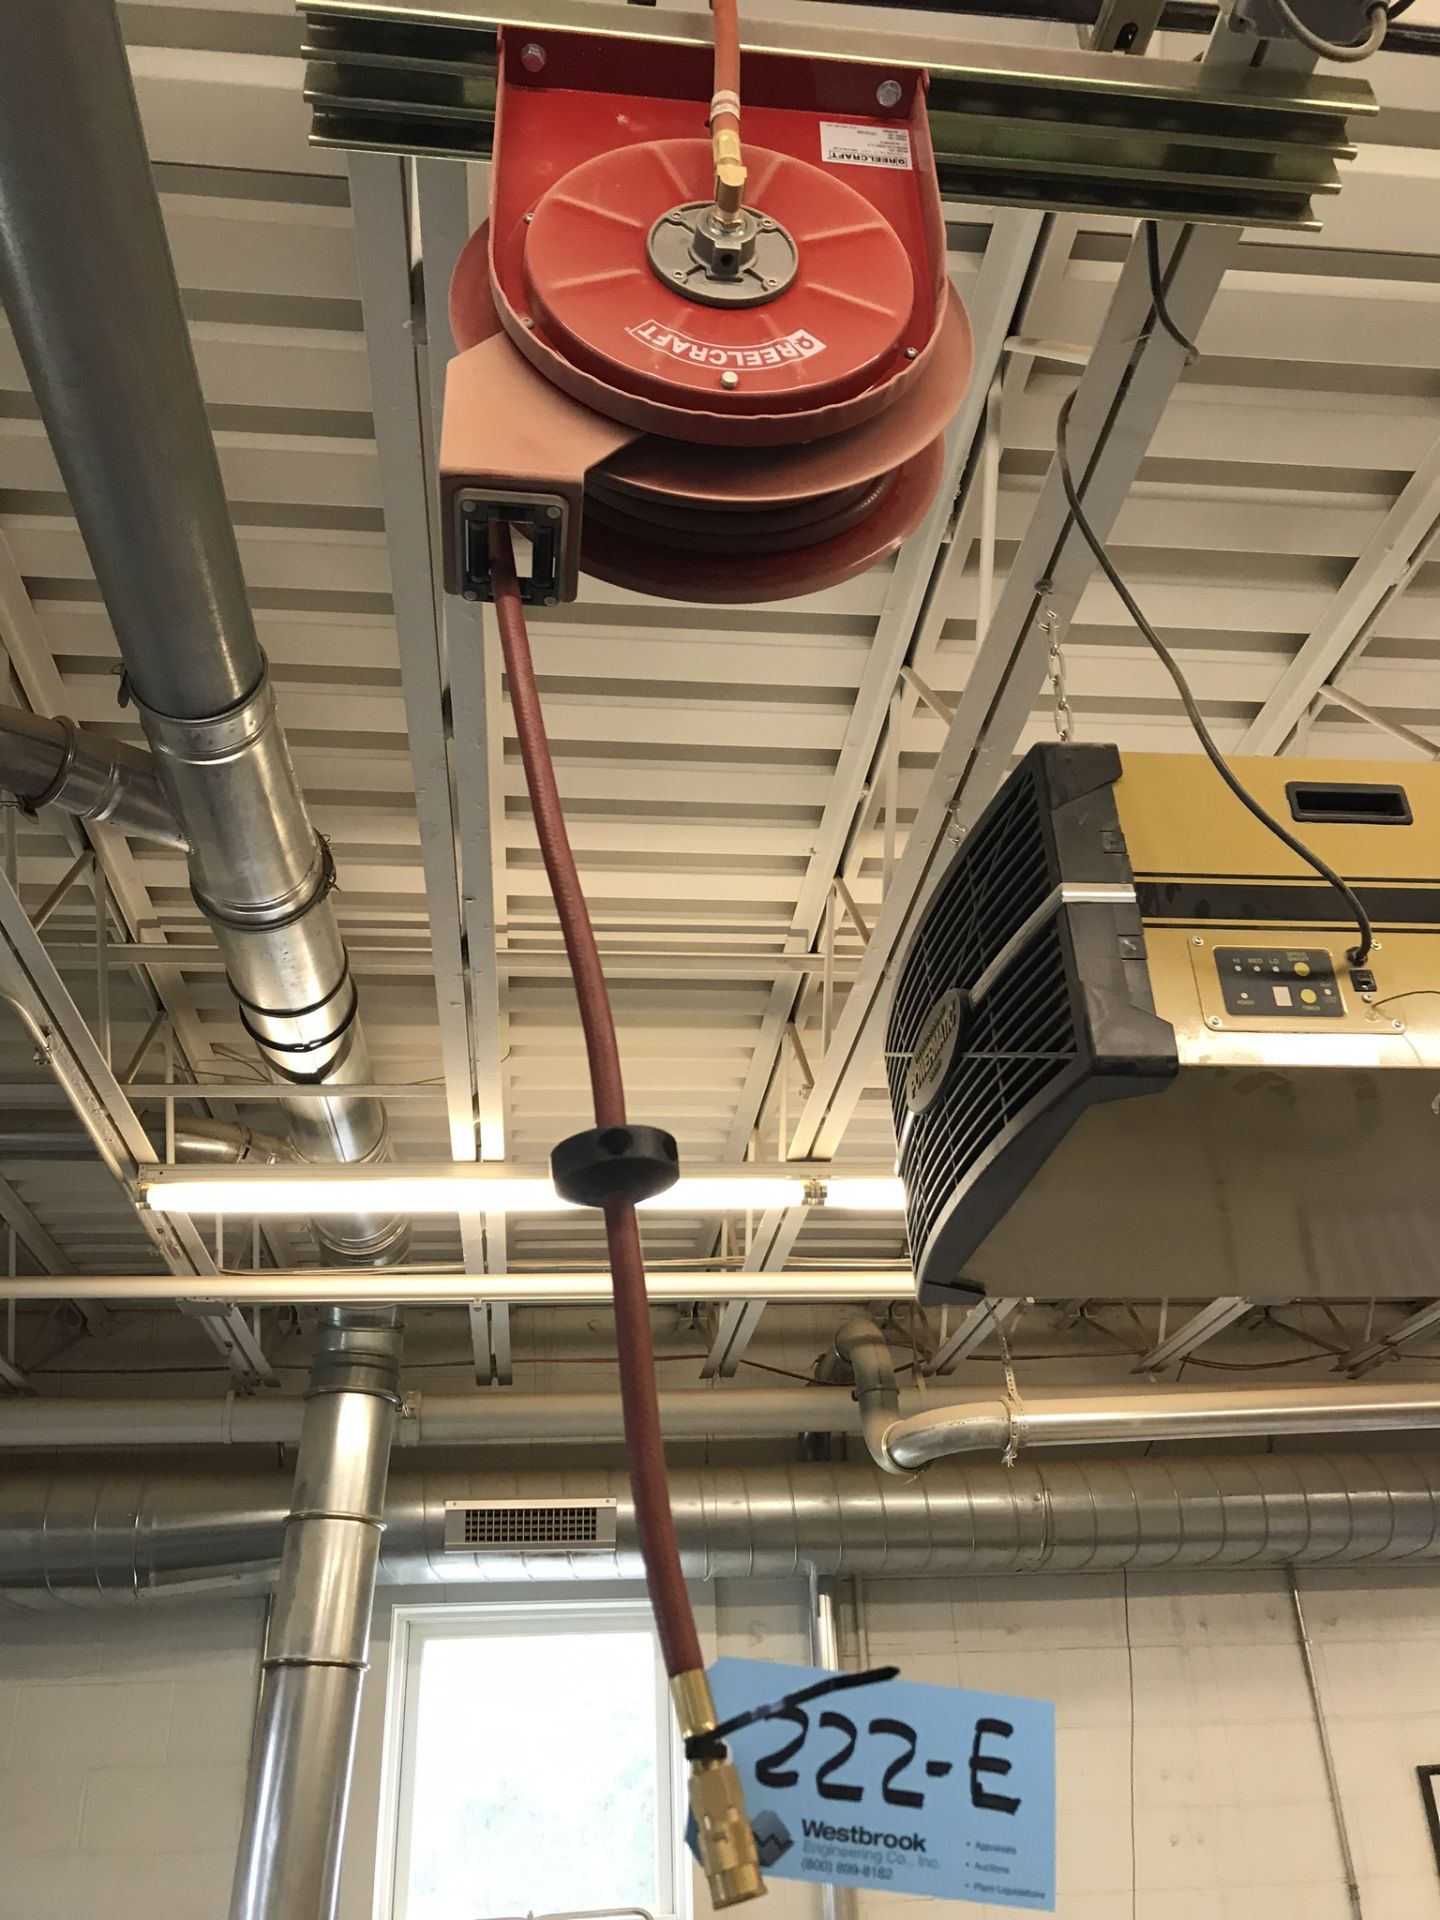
1142, 224, 1199, 364
686, 1665, 901, 1762
1054, 388, 1374, 966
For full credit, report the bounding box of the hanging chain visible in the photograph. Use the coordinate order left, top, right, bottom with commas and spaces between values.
1041, 605, 1073, 743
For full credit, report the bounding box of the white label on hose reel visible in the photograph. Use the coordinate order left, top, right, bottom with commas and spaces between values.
820, 121, 913, 170
628, 319, 827, 368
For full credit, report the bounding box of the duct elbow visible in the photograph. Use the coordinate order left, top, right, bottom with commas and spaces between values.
884, 1402, 1014, 1470
833, 1316, 910, 1474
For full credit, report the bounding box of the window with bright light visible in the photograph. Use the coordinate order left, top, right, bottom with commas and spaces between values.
378, 1600, 688, 1920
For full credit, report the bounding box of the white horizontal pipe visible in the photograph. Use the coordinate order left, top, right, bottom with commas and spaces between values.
0, 1270, 916, 1306
885, 1384, 1440, 1469
0, 1387, 879, 1450
830, 1324, 1440, 1471
5, 1382, 1440, 1455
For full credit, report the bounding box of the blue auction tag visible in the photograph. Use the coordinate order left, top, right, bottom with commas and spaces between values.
695, 1658, 1055, 1912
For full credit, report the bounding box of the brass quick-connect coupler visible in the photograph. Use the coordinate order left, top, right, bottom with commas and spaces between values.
671, 1669, 765, 1909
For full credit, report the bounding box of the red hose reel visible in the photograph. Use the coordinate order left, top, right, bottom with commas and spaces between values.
440, 25, 973, 606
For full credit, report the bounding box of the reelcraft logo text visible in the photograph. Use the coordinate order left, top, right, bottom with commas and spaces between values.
628, 319, 827, 370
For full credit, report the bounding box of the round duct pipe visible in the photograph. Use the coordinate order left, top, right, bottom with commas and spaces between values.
2, 1452, 1439, 1608
0, 1380, 1436, 1453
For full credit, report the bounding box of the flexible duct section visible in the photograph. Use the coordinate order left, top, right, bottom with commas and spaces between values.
0, 8, 408, 1915
0, 708, 186, 850
2, 1452, 1438, 1607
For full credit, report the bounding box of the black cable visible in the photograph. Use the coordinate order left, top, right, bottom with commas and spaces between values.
1142, 225, 1199, 365
1054, 389, 1373, 966
687, 1664, 901, 1761
1272, 0, 1387, 58
1389, 0, 1416, 16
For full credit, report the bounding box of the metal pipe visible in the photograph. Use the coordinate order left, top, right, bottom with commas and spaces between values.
1287, 1573, 1365, 1920
0, 1271, 918, 1306
0, 1388, 878, 1451
0, 709, 187, 848
5, 1452, 1440, 1606
2, 1379, 1440, 1453
833, 1316, 906, 1474
169, 1118, 294, 1167
230, 1307, 403, 1920
0, 0, 404, 1267
0, 1119, 291, 1164
0, 19, 411, 1903
834, 1318, 1440, 1470
883, 1384, 1440, 1469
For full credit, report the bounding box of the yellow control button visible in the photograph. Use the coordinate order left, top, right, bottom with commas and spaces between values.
1300, 987, 1318, 1005
1294, 961, 1311, 977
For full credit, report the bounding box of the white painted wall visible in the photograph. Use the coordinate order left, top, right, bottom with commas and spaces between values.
2, 1569, 1438, 1920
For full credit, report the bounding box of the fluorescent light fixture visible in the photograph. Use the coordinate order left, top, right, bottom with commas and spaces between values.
143, 1178, 573, 1218
140, 1170, 906, 1219
822, 1178, 906, 1211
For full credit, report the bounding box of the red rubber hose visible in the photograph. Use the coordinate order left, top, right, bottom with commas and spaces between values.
488, 521, 704, 1681
712, 0, 741, 115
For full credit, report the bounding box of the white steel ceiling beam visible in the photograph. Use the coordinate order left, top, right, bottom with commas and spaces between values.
1240, 431, 1440, 755
348, 151, 512, 1383
1313, 685, 1440, 761
417, 157, 514, 1384
1340, 1300, 1440, 1378
43, 943, 861, 980
924, 1295, 1026, 1375
1134, 1296, 1253, 1374
0, 1270, 919, 1308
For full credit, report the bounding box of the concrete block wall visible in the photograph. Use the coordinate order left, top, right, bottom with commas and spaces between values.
0, 1598, 262, 1920
2, 1571, 1439, 1919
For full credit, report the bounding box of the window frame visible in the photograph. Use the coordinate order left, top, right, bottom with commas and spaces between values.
374, 1596, 691, 1920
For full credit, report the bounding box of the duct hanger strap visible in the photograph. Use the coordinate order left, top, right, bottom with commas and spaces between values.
192, 835, 338, 936
230, 953, 360, 1082
282, 1507, 388, 1530
133, 668, 278, 764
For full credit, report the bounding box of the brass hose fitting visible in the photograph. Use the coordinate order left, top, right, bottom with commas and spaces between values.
671, 1670, 765, 1909
711, 133, 747, 227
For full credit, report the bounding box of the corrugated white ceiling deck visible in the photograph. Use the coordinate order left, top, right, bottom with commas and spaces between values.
0, 0, 1437, 1285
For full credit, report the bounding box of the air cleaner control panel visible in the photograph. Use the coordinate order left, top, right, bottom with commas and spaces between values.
1213, 946, 1343, 1018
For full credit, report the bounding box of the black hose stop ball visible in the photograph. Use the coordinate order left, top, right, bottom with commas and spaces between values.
551, 1124, 681, 1207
